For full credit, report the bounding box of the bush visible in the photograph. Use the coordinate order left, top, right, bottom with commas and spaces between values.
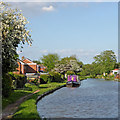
2, 73, 12, 97
40, 72, 63, 83
40, 74, 50, 84
9, 72, 27, 89
49, 72, 62, 82
31, 78, 40, 85
24, 83, 32, 91
66, 71, 75, 75
24, 83, 32, 88
90, 74, 96, 78
77, 71, 87, 76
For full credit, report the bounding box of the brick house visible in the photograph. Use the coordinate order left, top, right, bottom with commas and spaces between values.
16, 58, 37, 74
15, 58, 46, 74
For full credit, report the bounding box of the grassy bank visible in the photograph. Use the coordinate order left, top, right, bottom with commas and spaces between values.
96, 75, 120, 81
7, 82, 65, 119
2, 84, 40, 109
78, 76, 90, 81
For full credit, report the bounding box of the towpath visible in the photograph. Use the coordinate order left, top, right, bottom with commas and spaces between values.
2, 90, 40, 120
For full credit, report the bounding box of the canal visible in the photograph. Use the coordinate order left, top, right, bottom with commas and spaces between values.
37, 78, 118, 118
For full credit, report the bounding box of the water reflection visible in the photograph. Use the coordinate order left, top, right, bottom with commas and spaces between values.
37, 79, 118, 118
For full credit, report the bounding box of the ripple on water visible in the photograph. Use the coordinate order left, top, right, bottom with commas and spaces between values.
37, 79, 118, 118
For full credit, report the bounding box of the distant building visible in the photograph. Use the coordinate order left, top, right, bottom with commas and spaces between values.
14, 58, 46, 74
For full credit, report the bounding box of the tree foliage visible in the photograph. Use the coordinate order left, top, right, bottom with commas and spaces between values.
1, 2, 32, 97
93, 50, 117, 74
1, 2, 32, 74
33, 60, 41, 65
53, 56, 82, 74
41, 53, 60, 72
79, 50, 117, 77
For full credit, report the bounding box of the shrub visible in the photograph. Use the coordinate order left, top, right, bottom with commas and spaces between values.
2, 73, 12, 97
90, 74, 96, 78
31, 78, 40, 85
77, 71, 87, 76
66, 71, 75, 75
24, 83, 32, 91
49, 72, 62, 82
24, 83, 32, 88
12, 80, 17, 89
9, 72, 27, 89
40, 74, 50, 84
47, 77, 53, 83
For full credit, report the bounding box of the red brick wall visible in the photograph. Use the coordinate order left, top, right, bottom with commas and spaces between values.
16, 62, 21, 74
22, 64, 24, 74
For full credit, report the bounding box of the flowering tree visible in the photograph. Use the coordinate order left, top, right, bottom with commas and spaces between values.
1, 2, 32, 97
1, 2, 32, 74
52, 56, 82, 74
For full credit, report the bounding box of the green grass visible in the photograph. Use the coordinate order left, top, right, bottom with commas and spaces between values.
2, 90, 31, 109
9, 82, 66, 119
78, 76, 90, 80
2, 83, 41, 109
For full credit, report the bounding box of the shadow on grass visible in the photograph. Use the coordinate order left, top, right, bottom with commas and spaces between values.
12, 112, 41, 120
11, 117, 41, 120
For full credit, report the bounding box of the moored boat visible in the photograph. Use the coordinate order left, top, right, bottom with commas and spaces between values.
66, 75, 81, 87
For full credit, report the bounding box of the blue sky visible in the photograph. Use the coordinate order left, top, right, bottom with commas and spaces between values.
13, 2, 118, 64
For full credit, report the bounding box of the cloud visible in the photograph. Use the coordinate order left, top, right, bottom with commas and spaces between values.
42, 5, 55, 11
8, 3, 56, 17
38, 49, 100, 63
18, 47, 118, 64
54, 49, 97, 56
40, 49, 49, 54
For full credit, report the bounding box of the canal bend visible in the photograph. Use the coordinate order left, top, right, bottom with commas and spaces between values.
37, 79, 118, 118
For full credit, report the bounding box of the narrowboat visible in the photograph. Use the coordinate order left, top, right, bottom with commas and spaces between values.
66, 75, 81, 87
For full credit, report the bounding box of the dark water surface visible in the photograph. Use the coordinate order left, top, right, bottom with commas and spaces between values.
37, 79, 118, 118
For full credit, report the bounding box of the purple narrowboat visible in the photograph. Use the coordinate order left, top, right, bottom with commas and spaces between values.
66, 75, 81, 87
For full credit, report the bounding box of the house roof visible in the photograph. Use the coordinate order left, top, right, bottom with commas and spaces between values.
113, 69, 119, 70
23, 58, 34, 63
17, 59, 24, 64
17, 58, 37, 65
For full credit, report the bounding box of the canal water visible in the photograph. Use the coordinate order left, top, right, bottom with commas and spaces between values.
37, 79, 118, 118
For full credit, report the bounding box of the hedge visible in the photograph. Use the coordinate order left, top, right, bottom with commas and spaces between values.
40, 72, 63, 84
9, 72, 27, 89
49, 72, 62, 82
40, 74, 50, 84
66, 71, 75, 75
2, 73, 12, 97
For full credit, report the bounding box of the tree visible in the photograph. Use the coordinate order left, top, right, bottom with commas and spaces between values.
41, 53, 60, 72
114, 62, 120, 69
93, 50, 117, 74
52, 56, 82, 75
1, 2, 32, 97
33, 60, 41, 65
1, 2, 32, 74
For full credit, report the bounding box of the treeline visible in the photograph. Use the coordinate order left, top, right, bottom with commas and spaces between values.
34, 50, 119, 78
